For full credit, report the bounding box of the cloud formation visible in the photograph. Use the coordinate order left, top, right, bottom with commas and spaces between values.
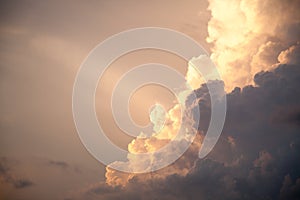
69, 0, 300, 195
207, 0, 300, 91
1, 0, 298, 199
105, 101, 201, 186
73, 1, 300, 199
69, 40, 300, 199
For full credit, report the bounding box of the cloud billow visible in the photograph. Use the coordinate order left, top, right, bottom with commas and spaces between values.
70, 48, 300, 199
68, 0, 300, 199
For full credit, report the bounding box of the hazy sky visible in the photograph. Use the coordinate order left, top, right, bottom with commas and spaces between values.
1, 0, 300, 200
0, 1, 210, 199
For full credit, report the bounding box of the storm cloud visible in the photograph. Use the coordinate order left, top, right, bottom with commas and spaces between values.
1, 0, 299, 199
68, 41, 300, 200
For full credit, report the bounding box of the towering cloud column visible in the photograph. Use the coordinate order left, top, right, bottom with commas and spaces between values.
207, 0, 300, 91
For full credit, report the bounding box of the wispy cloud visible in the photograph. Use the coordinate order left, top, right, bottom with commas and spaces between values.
0, 157, 34, 189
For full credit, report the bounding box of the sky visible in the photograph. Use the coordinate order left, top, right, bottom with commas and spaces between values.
0, 0, 300, 200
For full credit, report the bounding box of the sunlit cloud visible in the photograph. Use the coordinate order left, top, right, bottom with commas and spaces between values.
207, 0, 300, 91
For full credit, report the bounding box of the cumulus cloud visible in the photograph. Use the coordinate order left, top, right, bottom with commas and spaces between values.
105, 102, 201, 186
207, 0, 300, 91
69, 45, 300, 199
67, 0, 300, 199
278, 43, 300, 65
104, 53, 219, 186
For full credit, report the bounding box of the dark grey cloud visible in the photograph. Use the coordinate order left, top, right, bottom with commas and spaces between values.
13, 179, 34, 189
48, 160, 70, 169
47, 159, 84, 174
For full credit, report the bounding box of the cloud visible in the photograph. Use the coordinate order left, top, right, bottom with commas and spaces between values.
207, 0, 300, 91
48, 160, 70, 169
13, 179, 34, 189
280, 175, 300, 200
0, 156, 105, 200
0, 157, 34, 189
105, 87, 202, 185
71, 1, 300, 198
2, 0, 297, 199
278, 43, 300, 65
69, 33, 300, 199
